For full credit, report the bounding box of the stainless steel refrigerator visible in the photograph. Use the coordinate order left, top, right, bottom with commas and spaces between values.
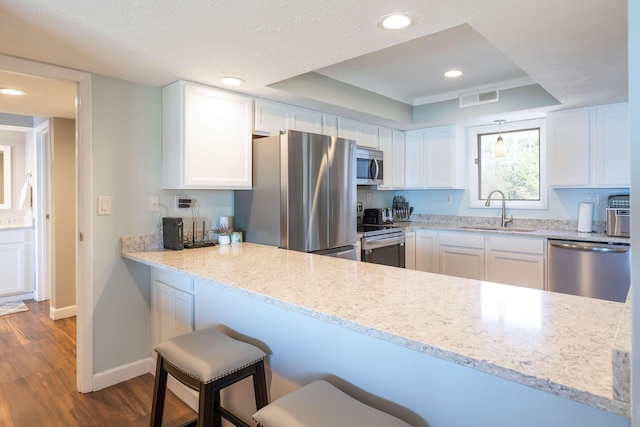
234, 130, 358, 259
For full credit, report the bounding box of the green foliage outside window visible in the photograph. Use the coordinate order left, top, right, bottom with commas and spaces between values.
478, 128, 540, 201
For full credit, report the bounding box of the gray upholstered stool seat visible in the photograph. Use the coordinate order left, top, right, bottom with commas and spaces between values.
252, 380, 411, 427
150, 327, 269, 427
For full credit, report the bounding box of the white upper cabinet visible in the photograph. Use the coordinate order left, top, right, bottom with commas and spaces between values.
547, 108, 591, 187
594, 103, 629, 186
253, 99, 323, 135
338, 117, 379, 148
547, 103, 629, 188
404, 125, 465, 189
162, 80, 253, 190
378, 127, 405, 189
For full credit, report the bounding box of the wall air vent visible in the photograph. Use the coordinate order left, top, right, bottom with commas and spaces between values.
459, 88, 499, 108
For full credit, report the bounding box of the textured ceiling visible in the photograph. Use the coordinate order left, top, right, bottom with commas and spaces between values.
0, 0, 629, 126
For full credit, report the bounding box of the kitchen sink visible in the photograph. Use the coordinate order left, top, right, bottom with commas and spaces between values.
459, 225, 537, 233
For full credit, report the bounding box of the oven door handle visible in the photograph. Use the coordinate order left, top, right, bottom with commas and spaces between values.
362, 236, 405, 251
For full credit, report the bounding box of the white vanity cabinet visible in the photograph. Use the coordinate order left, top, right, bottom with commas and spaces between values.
437, 232, 485, 280
415, 229, 438, 273
151, 268, 194, 349
162, 80, 253, 189
0, 229, 34, 297
485, 236, 545, 290
404, 231, 416, 270
404, 126, 465, 189
253, 99, 323, 135
547, 103, 629, 188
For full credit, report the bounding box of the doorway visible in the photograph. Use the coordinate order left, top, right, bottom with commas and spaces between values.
0, 54, 93, 393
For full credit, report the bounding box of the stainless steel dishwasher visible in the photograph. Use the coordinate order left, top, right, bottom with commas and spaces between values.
547, 239, 630, 302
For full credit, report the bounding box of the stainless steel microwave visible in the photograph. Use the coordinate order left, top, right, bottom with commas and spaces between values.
356, 147, 384, 185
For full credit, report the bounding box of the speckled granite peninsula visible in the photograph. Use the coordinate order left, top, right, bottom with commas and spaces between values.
122, 239, 631, 427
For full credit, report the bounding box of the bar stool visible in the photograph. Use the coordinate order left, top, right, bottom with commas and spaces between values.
150, 327, 269, 427
252, 380, 411, 427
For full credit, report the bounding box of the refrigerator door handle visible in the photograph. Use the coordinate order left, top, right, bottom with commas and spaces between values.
549, 241, 629, 253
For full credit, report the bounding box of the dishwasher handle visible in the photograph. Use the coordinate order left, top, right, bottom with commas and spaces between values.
549, 241, 630, 253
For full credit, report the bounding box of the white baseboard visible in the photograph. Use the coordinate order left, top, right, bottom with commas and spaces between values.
93, 357, 154, 391
92, 356, 198, 411
50, 304, 77, 320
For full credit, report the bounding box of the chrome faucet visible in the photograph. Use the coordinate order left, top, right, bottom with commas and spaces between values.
485, 190, 513, 228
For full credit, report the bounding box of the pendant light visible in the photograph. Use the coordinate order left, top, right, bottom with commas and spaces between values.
494, 119, 506, 158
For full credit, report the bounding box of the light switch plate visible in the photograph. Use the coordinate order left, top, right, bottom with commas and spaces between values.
149, 196, 159, 212
98, 196, 111, 215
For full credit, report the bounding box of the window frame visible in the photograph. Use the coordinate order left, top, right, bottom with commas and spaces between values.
468, 118, 548, 210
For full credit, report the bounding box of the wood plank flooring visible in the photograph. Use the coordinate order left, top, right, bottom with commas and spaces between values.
0, 300, 196, 426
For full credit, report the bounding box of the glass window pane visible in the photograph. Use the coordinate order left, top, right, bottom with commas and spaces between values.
478, 128, 540, 201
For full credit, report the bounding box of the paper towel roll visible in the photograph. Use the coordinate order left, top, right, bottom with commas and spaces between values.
577, 202, 594, 233
219, 216, 234, 231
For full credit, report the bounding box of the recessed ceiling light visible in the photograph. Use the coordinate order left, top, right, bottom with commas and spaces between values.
377, 12, 415, 30
444, 70, 463, 78
0, 88, 27, 96
218, 76, 245, 86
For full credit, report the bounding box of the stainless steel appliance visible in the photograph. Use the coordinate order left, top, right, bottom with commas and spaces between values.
360, 225, 405, 268
363, 208, 393, 225
606, 194, 630, 237
547, 239, 630, 302
234, 130, 358, 260
356, 147, 384, 185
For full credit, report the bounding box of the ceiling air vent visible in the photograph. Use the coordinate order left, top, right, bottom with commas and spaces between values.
459, 88, 499, 108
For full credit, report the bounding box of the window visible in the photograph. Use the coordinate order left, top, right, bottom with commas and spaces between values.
468, 119, 547, 209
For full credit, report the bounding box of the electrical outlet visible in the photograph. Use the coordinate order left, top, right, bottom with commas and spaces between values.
366, 192, 372, 204
357, 202, 363, 212
175, 195, 188, 212
445, 193, 453, 204
149, 196, 159, 212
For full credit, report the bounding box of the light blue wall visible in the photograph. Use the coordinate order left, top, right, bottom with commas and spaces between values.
391, 187, 627, 223
91, 74, 161, 372
90, 75, 241, 373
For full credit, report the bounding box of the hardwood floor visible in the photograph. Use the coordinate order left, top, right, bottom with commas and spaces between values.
0, 300, 196, 426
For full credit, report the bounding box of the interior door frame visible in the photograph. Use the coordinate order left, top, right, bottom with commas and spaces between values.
34, 120, 52, 302
0, 54, 94, 393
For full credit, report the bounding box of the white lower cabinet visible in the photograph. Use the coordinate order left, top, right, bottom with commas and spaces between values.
415, 230, 437, 273
437, 232, 485, 280
485, 236, 545, 290
0, 230, 34, 297
404, 231, 415, 270
151, 268, 195, 349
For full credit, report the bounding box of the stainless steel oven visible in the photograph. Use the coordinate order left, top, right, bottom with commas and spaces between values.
360, 225, 405, 268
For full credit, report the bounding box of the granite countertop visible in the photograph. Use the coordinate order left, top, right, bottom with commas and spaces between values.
395, 222, 630, 244
122, 241, 630, 417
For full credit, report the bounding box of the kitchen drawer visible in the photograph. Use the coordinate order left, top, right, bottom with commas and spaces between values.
152, 268, 194, 293
438, 232, 484, 249
486, 236, 545, 254
0, 229, 32, 245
